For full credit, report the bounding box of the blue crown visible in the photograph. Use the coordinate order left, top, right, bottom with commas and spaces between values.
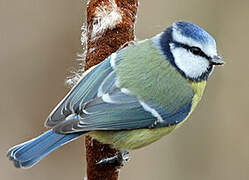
174, 21, 215, 45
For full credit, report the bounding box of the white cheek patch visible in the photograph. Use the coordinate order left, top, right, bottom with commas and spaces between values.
172, 26, 217, 57
170, 46, 210, 79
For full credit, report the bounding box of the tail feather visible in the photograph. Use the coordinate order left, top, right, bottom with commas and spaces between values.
7, 130, 83, 168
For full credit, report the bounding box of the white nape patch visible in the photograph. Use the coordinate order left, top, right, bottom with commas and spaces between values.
170, 43, 210, 79
139, 101, 164, 123
110, 52, 117, 68
172, 24, 217, 57
102, 93, 114, 103
91, 0, 122, 39
151, 32, 163, 50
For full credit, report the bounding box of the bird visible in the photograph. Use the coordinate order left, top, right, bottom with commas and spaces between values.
7, 21, 224, 168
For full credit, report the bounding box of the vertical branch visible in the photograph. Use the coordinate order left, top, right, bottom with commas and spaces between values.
84, 0, 138, 179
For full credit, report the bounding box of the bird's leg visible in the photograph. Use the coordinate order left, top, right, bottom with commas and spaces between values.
96, 151, 129, 166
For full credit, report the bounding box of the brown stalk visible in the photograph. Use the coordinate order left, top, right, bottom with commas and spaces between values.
84, 0, 138, 179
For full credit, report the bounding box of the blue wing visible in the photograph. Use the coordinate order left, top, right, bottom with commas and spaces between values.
45, 58, 113, 127
47, 49, 193, 134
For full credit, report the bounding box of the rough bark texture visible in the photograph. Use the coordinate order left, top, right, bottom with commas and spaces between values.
84, 0, 138, 179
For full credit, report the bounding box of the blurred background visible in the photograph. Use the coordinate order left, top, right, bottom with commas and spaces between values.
1, 0, 248, 180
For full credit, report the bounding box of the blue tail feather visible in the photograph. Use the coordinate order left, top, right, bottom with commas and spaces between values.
7, 130, 83, 168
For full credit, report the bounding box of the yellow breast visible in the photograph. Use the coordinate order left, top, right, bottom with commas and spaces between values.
177, 80, 207, 126
89, 125, 176, 150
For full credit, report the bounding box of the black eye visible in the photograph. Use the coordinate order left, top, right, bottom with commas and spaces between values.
189, 46, 202, 56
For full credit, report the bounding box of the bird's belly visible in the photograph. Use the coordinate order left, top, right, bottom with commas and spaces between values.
88, 126, 176, 150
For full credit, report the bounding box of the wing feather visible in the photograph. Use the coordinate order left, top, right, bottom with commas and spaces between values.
48, 41, 194, 134
45, 58, 113, 127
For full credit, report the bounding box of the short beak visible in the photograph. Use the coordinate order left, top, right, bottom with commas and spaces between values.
211, 55, 225, 66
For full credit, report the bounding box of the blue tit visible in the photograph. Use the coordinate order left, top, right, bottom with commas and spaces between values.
7, 21, 224, 168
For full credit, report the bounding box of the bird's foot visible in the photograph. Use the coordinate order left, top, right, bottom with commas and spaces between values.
96, 151, 129, 166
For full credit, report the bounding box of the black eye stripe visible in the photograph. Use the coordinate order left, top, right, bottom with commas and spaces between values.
188, 46, 210, 59
189, 47, 202, 55
172, 41, 211, 60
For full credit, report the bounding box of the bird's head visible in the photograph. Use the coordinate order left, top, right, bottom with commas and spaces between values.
154, 21, 224, 82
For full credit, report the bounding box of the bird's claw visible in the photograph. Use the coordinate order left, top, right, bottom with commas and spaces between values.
96, 151, 129, 166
